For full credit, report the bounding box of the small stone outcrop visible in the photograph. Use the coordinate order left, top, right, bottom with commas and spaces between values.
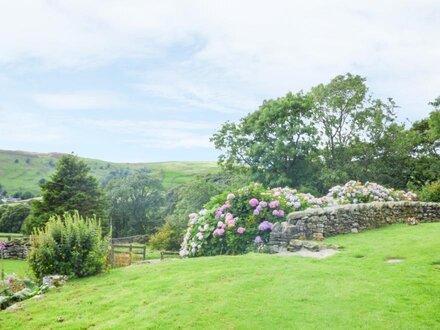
269, 201, 440, 249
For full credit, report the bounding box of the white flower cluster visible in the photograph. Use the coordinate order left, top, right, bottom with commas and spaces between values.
327, 181, 417, 204
180, 209, 209, 257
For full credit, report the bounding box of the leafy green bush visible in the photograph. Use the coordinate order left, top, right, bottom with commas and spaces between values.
149, 220, 181, 251
419, 181, 440, 202
28, 212, 109, 279
0, 204, 31, 233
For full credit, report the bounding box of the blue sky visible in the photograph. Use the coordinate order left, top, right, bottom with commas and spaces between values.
0, 1, 439, 162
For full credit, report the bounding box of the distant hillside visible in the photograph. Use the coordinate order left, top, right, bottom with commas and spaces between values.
0, 150, 218, 195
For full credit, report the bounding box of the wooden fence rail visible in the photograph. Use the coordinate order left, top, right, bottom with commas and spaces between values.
109, 243, 147, 266
0, 235, 30, 241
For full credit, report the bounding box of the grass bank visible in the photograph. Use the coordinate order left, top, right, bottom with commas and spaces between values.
1, 223, 440, 329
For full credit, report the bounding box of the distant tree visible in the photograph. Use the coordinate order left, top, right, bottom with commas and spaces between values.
48, 160, 55, 168
21, 192, 34, 200
23, 154, 108, 234
25, 158, 31, 164
106, 170, 163, 237
14, 159, 19, 164
0, 204, 31, 233
12, 192, 21, 199
38, 178, 46, 185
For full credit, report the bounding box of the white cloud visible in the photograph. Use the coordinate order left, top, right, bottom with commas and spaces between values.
32, 91, 124, 110
0, 0, 439, 120
85, 119, 215, 148
0, 108, 65, 143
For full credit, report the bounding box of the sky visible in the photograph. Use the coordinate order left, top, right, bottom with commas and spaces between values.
0, 1, 439, 163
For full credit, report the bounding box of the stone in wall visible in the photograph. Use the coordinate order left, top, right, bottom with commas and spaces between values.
0, 239, 30, 259
269, 201, 440, 249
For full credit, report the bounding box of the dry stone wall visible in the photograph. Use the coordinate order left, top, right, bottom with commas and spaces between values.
0, 239, 30, 259
269, 201, 440, 250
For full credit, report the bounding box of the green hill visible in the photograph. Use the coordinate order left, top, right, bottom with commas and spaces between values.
2, 223, 440, 329
0, 150, 218, 195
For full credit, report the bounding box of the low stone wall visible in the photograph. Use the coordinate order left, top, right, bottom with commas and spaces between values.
0, 239, 31, 259
269, 202, 440, 249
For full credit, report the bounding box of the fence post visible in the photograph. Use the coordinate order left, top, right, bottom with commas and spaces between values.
129, 244, 133, 265
143, 246, 146, 260
110, 240, 114, 266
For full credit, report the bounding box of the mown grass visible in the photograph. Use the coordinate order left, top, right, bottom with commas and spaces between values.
1, 259, 30, 277
0, 150, 217, 195
1, 223, 440, 329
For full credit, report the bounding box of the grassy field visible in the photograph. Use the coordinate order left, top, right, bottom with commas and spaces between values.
1, 259, 30, 277
1, 223, 439, 329
0, 149, 217, 195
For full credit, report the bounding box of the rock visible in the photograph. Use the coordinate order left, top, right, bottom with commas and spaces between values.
351, 228, 358, 233
312, 233, 324, 241
303, 241, 320, 252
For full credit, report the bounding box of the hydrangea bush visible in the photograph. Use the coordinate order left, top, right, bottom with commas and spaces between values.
180, 181, 417, 257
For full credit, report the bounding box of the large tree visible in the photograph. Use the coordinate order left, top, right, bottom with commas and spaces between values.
309, 73, 398, 188
23, 154, 107, 233
211, 92, 320, 189
106, 170, 164, 237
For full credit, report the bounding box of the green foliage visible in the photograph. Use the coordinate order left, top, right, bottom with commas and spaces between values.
149, 220, 180, 251
418, 181, 440, 202
211, 92, 319, 188
28, 212, 108, 279
212, 74, 439, 193
23, 154, 108, 234
157, 173, 251, 250
106, 170, 164, 237
0, 204, 31, 233
0, 273, 48, 310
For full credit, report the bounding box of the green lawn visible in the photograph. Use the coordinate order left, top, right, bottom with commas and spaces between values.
1, 223, 440, 329
1, 259, 30, 277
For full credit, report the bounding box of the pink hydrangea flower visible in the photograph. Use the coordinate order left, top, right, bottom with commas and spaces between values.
249, 198, 259, 207
272, 210, 279, 216
253, 209, 260, 216
217, 221, 224, 228
227, 193, 236, 200
225, 213, 234, 221
254, 236, 263, 243
237, 227, 245, 234
259, 201, 268, 208
227, 219, 236, 227
269, 200, 280, 208
217, 228, 225, 235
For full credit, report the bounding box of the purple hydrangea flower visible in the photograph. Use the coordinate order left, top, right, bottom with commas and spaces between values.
258, 221, 273, 231
254, 236, 263, 244
259, 201, 268, 208
272, 210, 279, 216
249, 198, 259, 207
0, 241, 5, 251
253, 209, 260, 216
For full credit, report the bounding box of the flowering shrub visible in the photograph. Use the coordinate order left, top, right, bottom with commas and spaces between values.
180, 184, 317, 257
325, 181, 417, 205
180, 181, 417, 257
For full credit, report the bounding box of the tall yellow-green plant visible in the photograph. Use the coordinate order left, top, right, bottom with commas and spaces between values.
28, 211, 109, 279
